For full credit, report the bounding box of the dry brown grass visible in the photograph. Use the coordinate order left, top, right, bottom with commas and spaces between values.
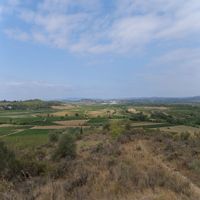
1, 132, 200, 200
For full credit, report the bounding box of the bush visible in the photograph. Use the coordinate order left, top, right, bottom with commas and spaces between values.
0, 141, 21, 179
53, 133, 76, 160
19, 159, 47, 177
188, 159, 200, 172
110, 122, 124, 139
103, 123, 111, 131
180, 131, 190, 141
130, 112, 148, 121
49, 132, 59, 143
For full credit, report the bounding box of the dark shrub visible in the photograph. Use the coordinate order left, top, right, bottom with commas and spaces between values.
49, 132, 59, 143
53, 133, 76, 160
103, 123, 110, 131
19, 159, 47, 178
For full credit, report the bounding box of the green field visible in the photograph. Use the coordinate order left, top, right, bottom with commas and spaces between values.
0, 103, 145, 151
2, 129, 50, 150
1, 101, 200, 152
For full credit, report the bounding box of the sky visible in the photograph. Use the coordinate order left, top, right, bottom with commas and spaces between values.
0, 0, 200, 100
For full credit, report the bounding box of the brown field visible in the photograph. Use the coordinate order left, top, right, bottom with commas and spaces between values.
157, 125, 200, 135
51, 104, 77, 110
35, 110, 75, 117
55, 120, 88, 126
87, 109, 115, 117
136, 106, 168, 110
127, 108, 139, 113
51, 110, 74, 117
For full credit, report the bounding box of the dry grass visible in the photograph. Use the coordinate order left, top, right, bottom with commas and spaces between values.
1, 132, 200, 200
157, 125, 200, 135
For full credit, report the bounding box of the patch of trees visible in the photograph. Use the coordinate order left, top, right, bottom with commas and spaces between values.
129, 112, 149, 121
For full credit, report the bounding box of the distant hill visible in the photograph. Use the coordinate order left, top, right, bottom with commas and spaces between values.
61, 96, 200, 105
119, 96, 200, 104
2, 96, 200, 105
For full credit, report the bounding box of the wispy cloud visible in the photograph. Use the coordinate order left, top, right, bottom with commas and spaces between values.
142, 48, 200, 96
4, 28, 30, 41
1, 0, 200, 53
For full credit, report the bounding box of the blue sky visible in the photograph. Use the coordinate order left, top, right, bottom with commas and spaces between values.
0, 0, 200, 100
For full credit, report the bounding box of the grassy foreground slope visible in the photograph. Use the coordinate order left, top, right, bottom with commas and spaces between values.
1, 125, 200, 200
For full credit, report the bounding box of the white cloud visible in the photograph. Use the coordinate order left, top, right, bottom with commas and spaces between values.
144, 48, 200, 96
1, 0, 200, 53
108, 15, 160, 52
4, 28, 30, 41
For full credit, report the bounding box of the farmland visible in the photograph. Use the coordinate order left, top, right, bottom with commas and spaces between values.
1, 100, 200, 199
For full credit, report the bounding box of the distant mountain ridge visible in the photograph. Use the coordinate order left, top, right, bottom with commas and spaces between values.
60, 96, 200, 104
121, 96, 200, 104
1, 96, 200, 104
